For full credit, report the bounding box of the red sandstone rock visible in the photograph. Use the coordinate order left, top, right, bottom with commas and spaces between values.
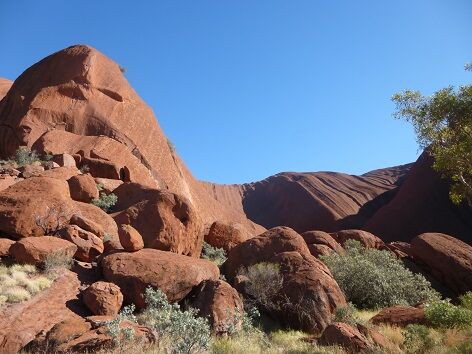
0, 78, 12, 100
319, 322, 369, 353
10, 236, 77, 266
70, 213, 106, 238
101, 249, 219, 308
19, 163, 45, 178
0, 238, 14, 257
82, 281, 123, 316
0, 270, 82, 354
225, 227, 346, 334
301, 230, 344, 257
205, 221, 251, 252
113, 183, 204, 257
61, 225, 104, 262
118, 224, 144, 252
370, 306, 426, 327
411, 233, 472, 294
52, 153, 76, 168
186, 279, 244, 335
95, 177, 123, 193
331, 229, 384, 249
68, 173, 99, 203
365, 152, 472, 243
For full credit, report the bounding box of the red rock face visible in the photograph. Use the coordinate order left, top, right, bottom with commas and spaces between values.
0, 78, 12, 100
0, 45, 262, 236
411, 233, 472, 294
240, 165, 411, 233
319, 322, 369, 353
365, 152, 472, 243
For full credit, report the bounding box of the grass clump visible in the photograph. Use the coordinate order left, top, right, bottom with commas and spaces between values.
201, 242, 227, 267
92, 192, 118, 212
0, 263, 52, 305
320, 240, 440, 309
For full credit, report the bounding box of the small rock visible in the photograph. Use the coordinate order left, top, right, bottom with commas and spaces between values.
68, 174, 99, 203
60, 225, 104, 262
52, 153, 77, 168
319, 322, 369, 353
0, 238, 14, 257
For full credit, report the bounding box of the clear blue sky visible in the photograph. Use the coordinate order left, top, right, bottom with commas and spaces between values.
0, 1, 470, 183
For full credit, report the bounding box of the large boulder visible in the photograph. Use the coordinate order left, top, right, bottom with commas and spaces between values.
112, 183, 204, 257
370, 306, 426, 327
205, 221, 251, 252
224, 227, 346, 334
185, 279, 243, 335
0, 177, 75, 239
101, 249, 219, 308
301, 230, 344, 257
411, 233, 472, 294
60, 225, 104, 262
82, 281, 123, 316
331, 229, 384, 249
0, 270, 82, 354
10, 236, 77, 266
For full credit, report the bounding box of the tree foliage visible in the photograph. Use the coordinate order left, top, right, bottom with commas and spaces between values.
392, 66, 472, 205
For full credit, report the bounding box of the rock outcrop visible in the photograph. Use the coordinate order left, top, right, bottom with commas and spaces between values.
410, 233, 472, 294
370, 306, 426, 327
0, 45, 263, 236
224, 227, 346, 334
365, 152, 472, 243
101, 249, 220, 308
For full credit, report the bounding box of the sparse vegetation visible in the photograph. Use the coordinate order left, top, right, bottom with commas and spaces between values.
321, 240, 440, 309
0, 263, 52, 305
92, 192, 118, 212
34, 204, 71, 235
201, 242, 227, 267
238, 262, 284, 311
11, 146, 41, 167
42, 252, 74, 275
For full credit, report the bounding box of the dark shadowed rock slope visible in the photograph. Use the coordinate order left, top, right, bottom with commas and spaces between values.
239, 164, 411, 233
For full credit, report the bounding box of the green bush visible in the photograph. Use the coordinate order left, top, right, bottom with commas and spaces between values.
424, 299, 472, 329
201, 242, 227, 267
333, 302, 360, 325
91, 192, 118, 212
403, 324, 437, 354
11, 146, 42, 167
141, 287, 211, 354
460, 291, 472, 311
321, 240, 440, 309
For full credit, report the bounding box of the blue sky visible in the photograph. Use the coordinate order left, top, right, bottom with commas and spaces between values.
0, 1, 470, 183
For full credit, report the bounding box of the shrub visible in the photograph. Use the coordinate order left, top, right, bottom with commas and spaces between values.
238, 262, 284, 311
11, 146, 41, 167
140, 287, 211, 354
106, 304, 137, 347
201, 242, 227, 267
91, 192, 118, 212
320, 240, 440, 309
43, 252, 73, 275
424, 299, 472, 329
333, 302, 360, 325
460, 291, 472, 311
403, 324, 437, 354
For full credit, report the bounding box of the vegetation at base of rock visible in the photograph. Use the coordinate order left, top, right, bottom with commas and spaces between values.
238, 262, 284, 311
42, 252, 74, 274
8, 146, 53, 167
393, 66, 472, 205
320, 240, 440, 309
333, 302, 360, 326
424, 294, 472, 329
0, 263, 52, 305
201, 242, 227, 267
91, 192, 118, 212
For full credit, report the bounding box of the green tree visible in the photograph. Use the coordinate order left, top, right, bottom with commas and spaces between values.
392, 64, 472, 205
